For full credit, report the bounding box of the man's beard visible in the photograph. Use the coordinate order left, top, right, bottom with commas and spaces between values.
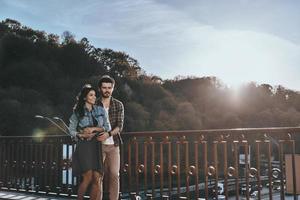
102, 92, 111, 98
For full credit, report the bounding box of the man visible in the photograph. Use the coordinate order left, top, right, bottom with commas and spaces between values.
96, 75, 124, 200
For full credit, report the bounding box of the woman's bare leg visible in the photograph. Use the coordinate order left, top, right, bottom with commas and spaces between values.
90, 171, 102, 200
77, 170, 93, 200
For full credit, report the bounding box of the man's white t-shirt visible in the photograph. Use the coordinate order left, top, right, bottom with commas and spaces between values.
103, 107, 114, 145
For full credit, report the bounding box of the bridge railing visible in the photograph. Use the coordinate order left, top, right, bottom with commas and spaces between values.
1, 127, 300, 199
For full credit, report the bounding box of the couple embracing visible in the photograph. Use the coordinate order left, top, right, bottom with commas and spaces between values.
68, 75, 124, 200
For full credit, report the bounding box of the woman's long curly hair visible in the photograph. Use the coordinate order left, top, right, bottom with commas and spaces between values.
73, 84, 96, 118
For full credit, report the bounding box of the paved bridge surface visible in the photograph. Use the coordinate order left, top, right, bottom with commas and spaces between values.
1, 190, 300, 200
0, 191, 76, 200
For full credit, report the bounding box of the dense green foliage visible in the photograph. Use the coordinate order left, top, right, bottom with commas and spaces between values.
0, 19, 300, 136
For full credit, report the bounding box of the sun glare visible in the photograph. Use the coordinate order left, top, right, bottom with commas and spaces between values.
32, 128, 46, 142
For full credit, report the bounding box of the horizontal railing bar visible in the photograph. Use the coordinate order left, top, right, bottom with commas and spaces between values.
1, 126, 300, 139
0, 135, 70, 139
122, 127, 300, 137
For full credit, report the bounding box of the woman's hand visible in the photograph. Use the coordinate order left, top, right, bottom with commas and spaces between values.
77, 133, 87, 140
81, 127, 97, 140
77, 131, 95, 140
83, 127, 95, 134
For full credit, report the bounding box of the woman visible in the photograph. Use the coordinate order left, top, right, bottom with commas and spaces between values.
69, 84, 111, 200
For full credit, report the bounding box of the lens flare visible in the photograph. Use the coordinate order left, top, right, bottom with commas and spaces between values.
32, 128, 46, 142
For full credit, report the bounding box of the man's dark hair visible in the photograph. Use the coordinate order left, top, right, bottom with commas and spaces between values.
98, 75, 115, 88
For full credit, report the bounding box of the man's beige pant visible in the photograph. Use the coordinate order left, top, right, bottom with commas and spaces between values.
99, 145, 120, 200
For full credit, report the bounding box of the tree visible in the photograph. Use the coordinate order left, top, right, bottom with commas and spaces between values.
61, 31, 75, 45
1, 18, 300, 135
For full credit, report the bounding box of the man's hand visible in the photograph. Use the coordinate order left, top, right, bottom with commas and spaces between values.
96, 132, 109, 142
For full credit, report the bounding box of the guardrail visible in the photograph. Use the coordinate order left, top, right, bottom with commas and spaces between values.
1, 127, 300, 199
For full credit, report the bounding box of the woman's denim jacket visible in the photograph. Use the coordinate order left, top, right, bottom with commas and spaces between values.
68, 105, 111, 139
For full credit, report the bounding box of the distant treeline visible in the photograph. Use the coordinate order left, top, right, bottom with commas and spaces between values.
0, 18, 300, 136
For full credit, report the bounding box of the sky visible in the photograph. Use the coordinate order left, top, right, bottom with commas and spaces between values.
1, 0, 300, 90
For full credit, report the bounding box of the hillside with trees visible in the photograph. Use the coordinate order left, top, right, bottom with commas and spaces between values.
1, 18, 300, 136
